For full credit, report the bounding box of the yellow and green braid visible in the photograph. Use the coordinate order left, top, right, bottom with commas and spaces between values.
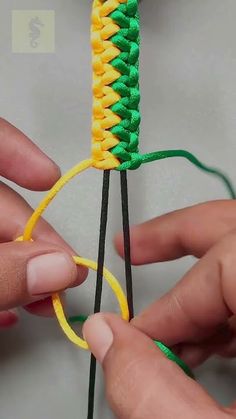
91, 0, 141, 170
91, 0, 235, 197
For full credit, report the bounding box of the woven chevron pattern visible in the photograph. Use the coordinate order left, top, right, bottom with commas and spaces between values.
91, 0, 141, 170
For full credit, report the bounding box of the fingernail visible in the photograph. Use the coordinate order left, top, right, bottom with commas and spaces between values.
83, 314, 114, 364
27, 252, 75, 295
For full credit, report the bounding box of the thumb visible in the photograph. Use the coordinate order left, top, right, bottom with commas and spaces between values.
83, 314, 226, 419
0, 241, 78, 310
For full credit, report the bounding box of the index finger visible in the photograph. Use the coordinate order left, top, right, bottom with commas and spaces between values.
0, 118, 60, 190
115, 200, 236, 263
133, 230, 236, 346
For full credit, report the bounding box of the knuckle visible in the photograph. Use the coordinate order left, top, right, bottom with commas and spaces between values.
0, 118, 8, 143
105, 353, 160, 419
170, 289, 201, 331
0, 250, 25, 309
215, 231, 236, 280
216, 232, 236, 312
217, 228, 236, 254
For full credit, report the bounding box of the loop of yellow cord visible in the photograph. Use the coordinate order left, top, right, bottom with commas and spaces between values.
23, 159, 94, 241
52, 256, 129, 350
19, 158, 129, 349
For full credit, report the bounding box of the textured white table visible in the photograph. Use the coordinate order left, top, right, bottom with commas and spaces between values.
0, 1, 236, 418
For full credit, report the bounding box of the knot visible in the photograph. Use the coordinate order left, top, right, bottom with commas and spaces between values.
116, 152, 143, 170
100, 0, 120, 18
127, 0, 138, 17
92, 143, 120, 169
112, 140, 142, 170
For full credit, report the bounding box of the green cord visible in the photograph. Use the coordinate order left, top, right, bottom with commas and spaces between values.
154, 341, 194, 379
109, 1, 141, 168
106, 2, 235, 200
116, 148, 236, 199
69, 315, 88, 324
142, 149, 236, 199
68, 316, 194, 379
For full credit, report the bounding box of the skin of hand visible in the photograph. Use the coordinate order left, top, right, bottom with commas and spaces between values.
0, 118, 87, 328
83, 201, 236, 418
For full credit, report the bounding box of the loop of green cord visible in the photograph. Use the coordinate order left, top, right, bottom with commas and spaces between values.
69, 316, 194, 379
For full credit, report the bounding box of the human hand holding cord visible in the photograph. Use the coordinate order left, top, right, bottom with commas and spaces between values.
0, 118, 87, 327
84, 201, 236, 418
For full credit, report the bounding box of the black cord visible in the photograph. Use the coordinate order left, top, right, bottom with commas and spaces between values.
87, 170, 110, 419
120, 170, 134, 320
87, 169, 133, 419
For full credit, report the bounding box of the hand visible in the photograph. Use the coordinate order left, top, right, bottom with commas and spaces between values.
0, 118, 87, 328
84, 201, 236, 418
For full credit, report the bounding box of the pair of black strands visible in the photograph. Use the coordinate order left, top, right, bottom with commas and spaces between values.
87, 170, 133, 419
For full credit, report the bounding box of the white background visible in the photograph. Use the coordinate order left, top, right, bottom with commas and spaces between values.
0, 1, 236, 418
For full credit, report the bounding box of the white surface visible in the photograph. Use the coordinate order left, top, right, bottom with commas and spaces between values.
0, 1, 236, 418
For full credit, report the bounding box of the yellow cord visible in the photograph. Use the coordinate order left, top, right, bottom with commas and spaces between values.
91, 0, 125, 170
23, 159, 93, 241
19, 158, 129, 349
52, 256, 129, 350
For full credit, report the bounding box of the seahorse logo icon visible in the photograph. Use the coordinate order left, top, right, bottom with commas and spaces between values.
29, 16, 44, 48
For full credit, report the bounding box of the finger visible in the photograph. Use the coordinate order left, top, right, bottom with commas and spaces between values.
181, 316, 236, 367
0, 309, 18, 328
24, 293, 66, 317
84, 314, 225, 419
0, 118, 60, 190
0, 182, 87, 286
24, 297, 54, 317
172, 321, 234, 368
149, 317, 236, 368
0, 241, 79, 310
173, 343, 213, 368
132, 230, 236, 347
114, 200, 236, 264
214, 316, 236, 359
